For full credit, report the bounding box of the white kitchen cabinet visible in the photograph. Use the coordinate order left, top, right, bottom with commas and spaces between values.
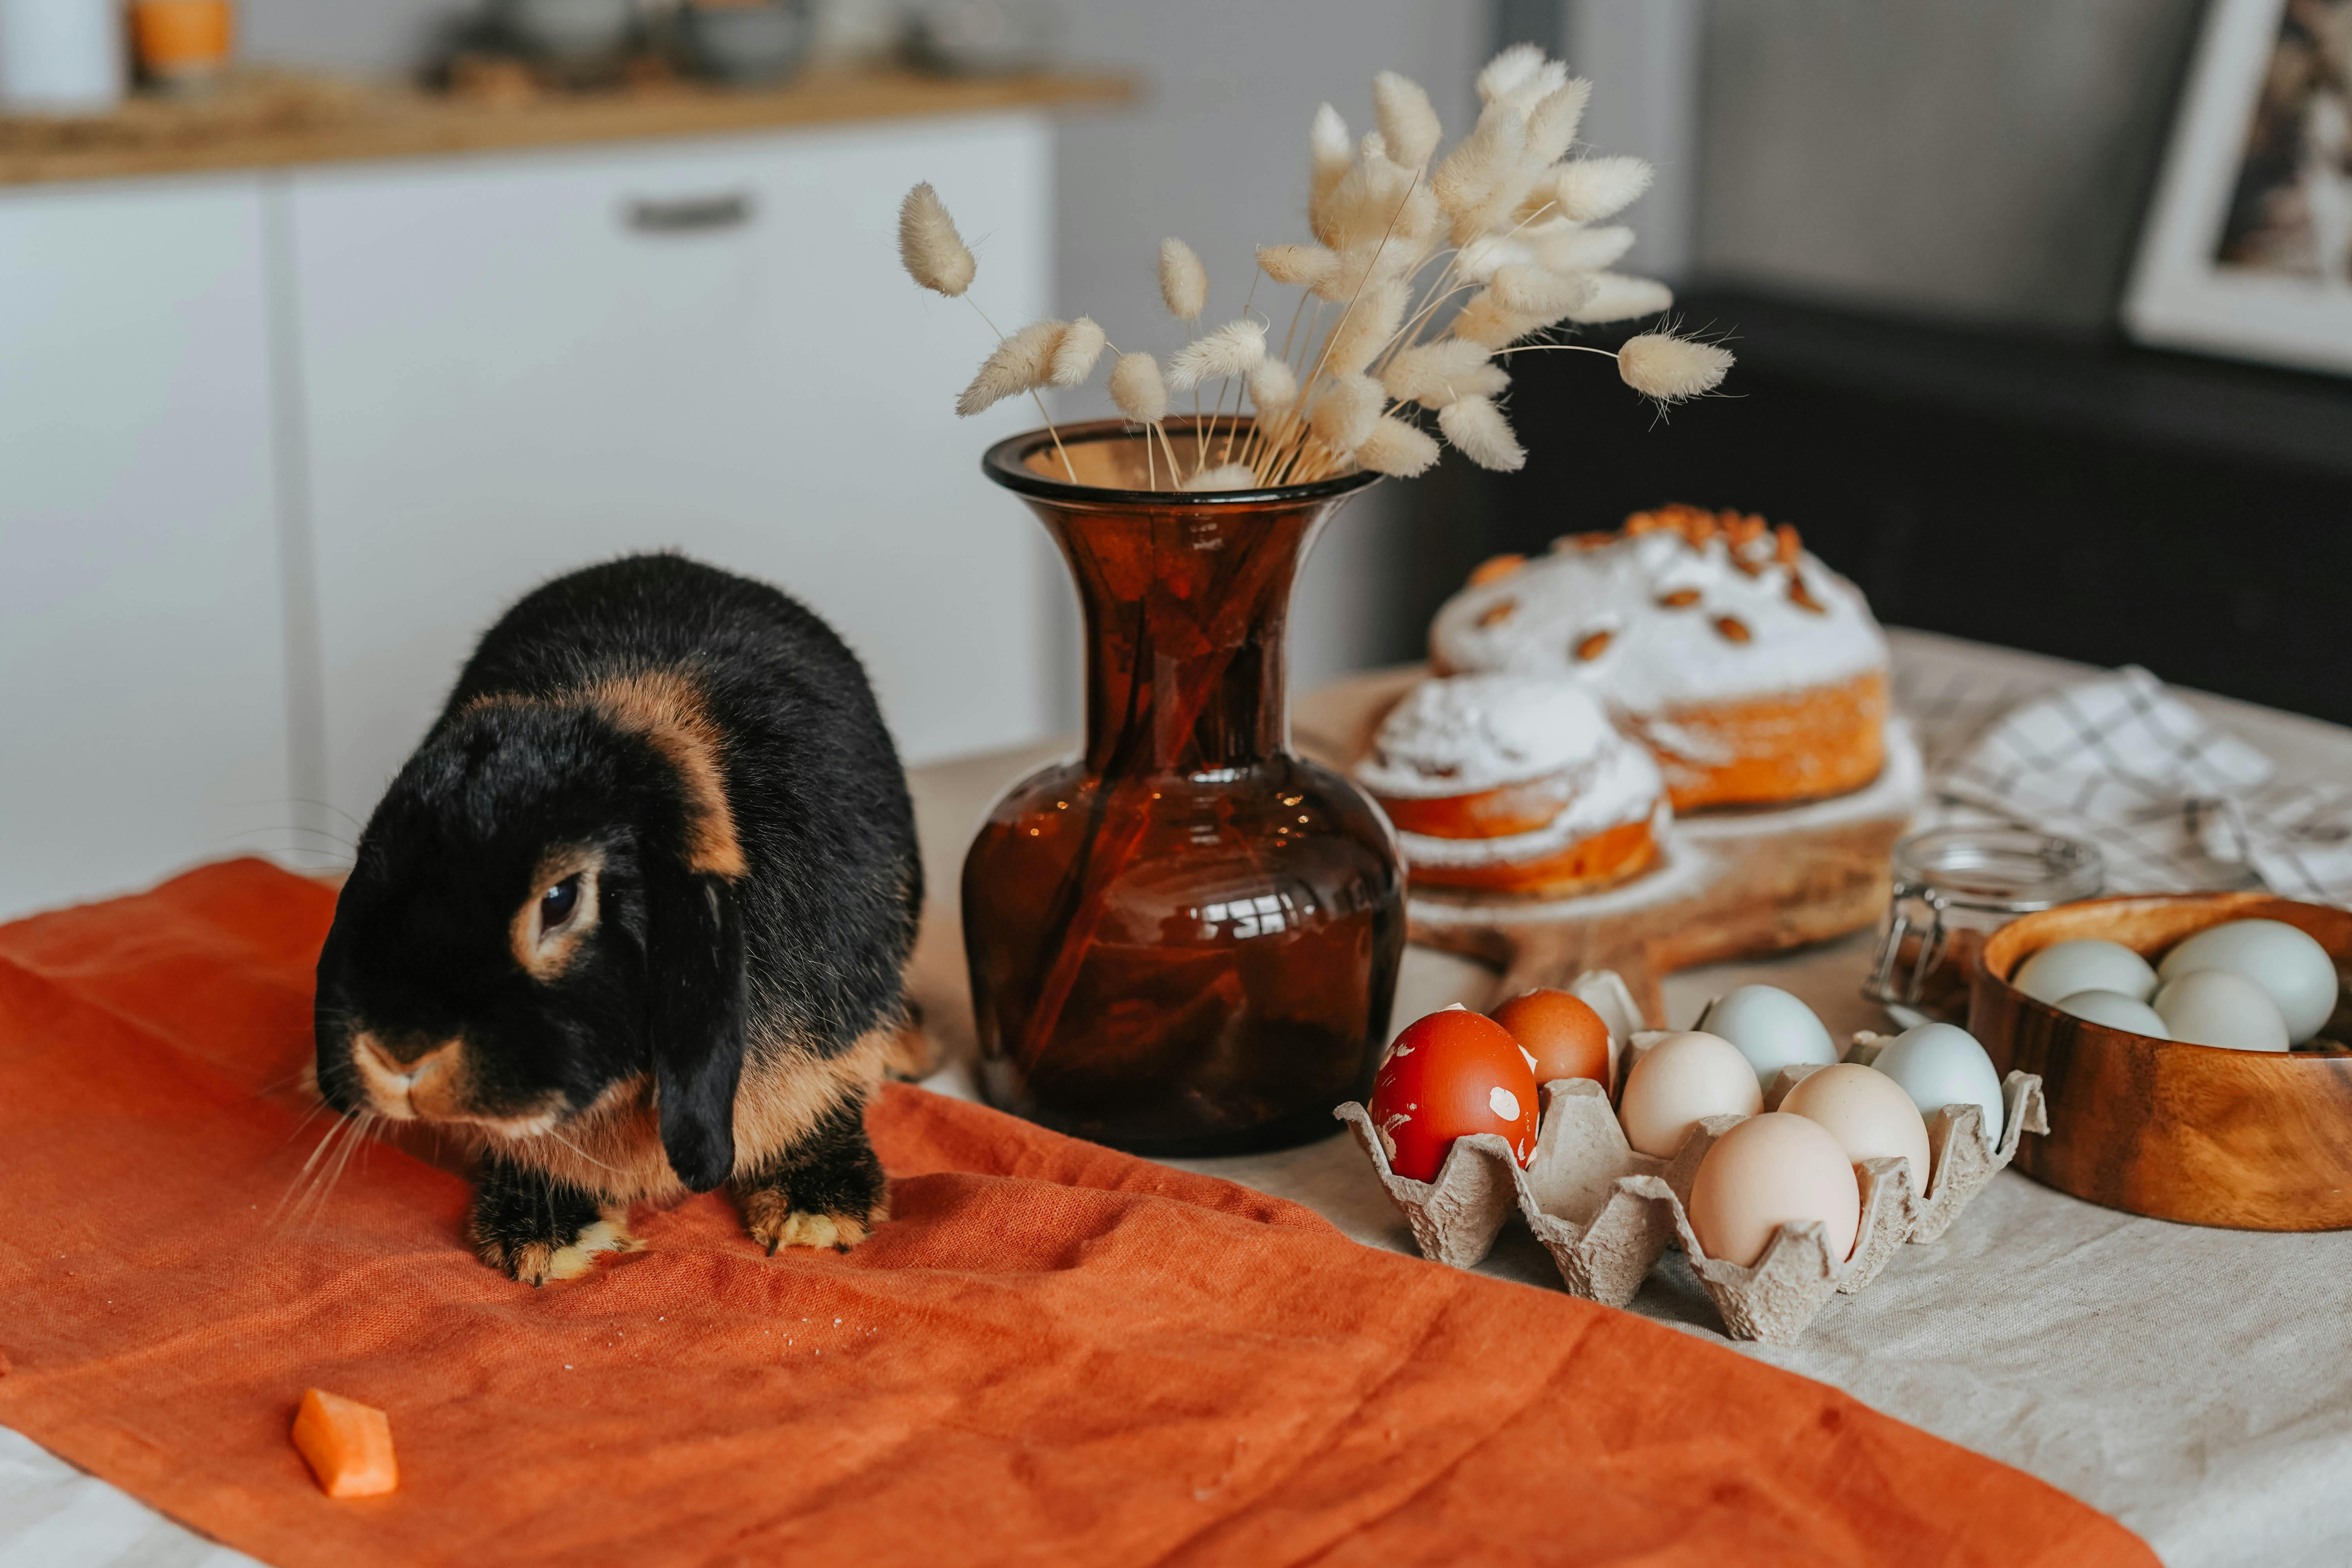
0, 109, 1062, 920
288, 113, 1058, 828
0, 176, 295, 920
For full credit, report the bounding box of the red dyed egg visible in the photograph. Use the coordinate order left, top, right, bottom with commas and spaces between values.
1490, 988, 1612, 1087
1367, 1006, 1541, 1181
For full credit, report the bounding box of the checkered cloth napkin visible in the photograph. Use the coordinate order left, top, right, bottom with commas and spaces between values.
1923, 666, 2352, 904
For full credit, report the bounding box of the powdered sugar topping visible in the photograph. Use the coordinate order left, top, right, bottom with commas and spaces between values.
1356, 673, 1624, 798
1430, 525, 1887, 710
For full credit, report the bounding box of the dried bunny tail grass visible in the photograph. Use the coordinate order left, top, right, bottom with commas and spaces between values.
1183, 462, 1264, 493
1618, 333, 1734, 405
1433, 362, 1507, 405
1158, 238, 1209, 320
1498, 60, 1570, 114
1109, 350, 1169, 423
1438, 394, 1526, 471
1538, 223, 1636, 273
1257, 242, 1338, 288
1308, 372, 1385, 452
1525, 79, 1592, 165
1312, 234, 1419, 303
1323, 147, 1429, 252
1356, 415, 1441, 476
1311, 102, 1352, 179
1569, 272, 1675, 323
898, 182, 976, 297
1383, 339, 1504, 407
1395, 176, 1441, 245
1549, 155, 1655, 222
1049, 316, 1106, 388
1247, 357, 1298, 417
1309, 103, 1352, 243
1373, 71, 1443, 169
1487, 265, 1594, 318
1456, 232, 1535, 281
1324, 278, 1410, 377
1166, 318, 1267, 390
957, 319, 1063, 416
1433, 103, 1526, 239
1476, 44, 1551, 107
1451, 290, 1546, 348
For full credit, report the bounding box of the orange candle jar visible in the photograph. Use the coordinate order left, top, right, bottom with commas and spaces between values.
131, 0, 233, 91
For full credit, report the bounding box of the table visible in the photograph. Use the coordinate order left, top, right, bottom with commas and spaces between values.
9, 629, 2351, 1566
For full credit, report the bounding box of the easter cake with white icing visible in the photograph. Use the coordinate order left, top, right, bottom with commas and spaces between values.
1357, 672, 1667, 897
1429, 505, 1889, 811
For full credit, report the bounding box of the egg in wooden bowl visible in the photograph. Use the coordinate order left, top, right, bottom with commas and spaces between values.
1970, 892, 2352, 1231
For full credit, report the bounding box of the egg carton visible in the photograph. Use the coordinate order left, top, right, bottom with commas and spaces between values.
1335, 982, 2048, 1344
1816, 1032, 2049, 1245
1332, 970, 1647, 1275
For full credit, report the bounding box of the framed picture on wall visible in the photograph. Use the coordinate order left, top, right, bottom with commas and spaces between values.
2125, 0, 2352, 376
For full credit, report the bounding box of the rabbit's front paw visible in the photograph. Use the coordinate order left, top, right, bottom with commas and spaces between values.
478, 1217, 638, 1285
470, 1160, 637, 1285
734, 1094, 891, 1256
739, 1185, 887, 1255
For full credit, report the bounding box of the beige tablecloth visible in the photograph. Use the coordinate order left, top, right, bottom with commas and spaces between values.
9, 629, 2350, 1566
903, 630, 2352, 1568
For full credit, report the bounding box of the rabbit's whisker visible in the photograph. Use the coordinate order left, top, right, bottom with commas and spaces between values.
537, 1123, 621, 1174
307, 1112, 374, 1232
274, 1110, 373, 1231
280, 1099, 333, 1147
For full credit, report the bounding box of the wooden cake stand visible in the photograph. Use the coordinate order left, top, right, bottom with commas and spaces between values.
1294, 666, 1922, 1024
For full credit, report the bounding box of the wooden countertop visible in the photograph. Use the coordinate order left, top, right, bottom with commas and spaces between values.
0, 68, 1134, 188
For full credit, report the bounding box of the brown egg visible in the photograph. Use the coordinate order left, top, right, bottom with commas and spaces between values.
1490, 988, 1612, 1087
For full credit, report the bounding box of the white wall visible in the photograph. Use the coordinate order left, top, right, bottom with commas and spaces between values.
1566, 0, 1702, 281
1693, 0, 2203, 333
1042, 1, 1484, 695
234, 1, 1489, 703
240, 0, 448, 76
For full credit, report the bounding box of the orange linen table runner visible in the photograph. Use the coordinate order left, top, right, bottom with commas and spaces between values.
0, 860, 2154, 1568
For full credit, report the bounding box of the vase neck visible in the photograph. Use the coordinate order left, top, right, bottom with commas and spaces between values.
1038, 501, 1323, 777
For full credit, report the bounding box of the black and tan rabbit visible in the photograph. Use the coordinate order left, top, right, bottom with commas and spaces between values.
313, 553, 922, 1284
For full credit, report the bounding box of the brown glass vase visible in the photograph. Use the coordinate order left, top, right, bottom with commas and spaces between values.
965, 417, 1407, 1156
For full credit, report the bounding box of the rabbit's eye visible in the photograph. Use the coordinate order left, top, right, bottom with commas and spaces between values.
540, 875, 582, 930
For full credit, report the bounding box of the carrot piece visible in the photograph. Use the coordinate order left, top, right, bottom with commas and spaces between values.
290, 1387, 397, 1498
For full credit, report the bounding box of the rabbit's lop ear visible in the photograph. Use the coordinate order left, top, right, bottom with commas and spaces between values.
644, 862, 747, 1191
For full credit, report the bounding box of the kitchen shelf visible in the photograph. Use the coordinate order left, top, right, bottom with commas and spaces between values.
0, 67, 1134, 187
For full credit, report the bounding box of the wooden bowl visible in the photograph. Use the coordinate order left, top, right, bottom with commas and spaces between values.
1971, 892, 2352, 1231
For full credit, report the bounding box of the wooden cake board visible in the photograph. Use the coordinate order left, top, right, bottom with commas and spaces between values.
1293, 666, 1923, 1026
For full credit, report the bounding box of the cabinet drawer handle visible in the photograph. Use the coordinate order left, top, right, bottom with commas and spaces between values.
624, 192, 754, 234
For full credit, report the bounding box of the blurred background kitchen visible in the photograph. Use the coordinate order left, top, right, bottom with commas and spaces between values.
5, 0, 2350, 922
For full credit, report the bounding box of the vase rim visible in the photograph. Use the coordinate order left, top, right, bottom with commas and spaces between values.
982, 416, 1383, 509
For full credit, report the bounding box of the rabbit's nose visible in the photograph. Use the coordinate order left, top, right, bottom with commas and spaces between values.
361, 1034, 453, 1083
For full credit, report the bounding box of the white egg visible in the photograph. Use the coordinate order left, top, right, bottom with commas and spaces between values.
1696, 984, 1838, 1093
2053, 989, 2171, 1038
2013, 939, 2158, 1005
2151, 968, 2290, 1053
2158, 919, 2338, 1044
1781, 1063, 1931, 1192
1617, 1031, 1764, 1158
1869, 1022, 2004, 1144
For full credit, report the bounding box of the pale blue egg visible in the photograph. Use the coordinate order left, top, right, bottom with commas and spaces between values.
1871, 1022, 2004, 1144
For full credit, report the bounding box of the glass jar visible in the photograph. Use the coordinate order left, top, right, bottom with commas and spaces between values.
963, 417, 1408, 1156
1863, 827, 2103, 1026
